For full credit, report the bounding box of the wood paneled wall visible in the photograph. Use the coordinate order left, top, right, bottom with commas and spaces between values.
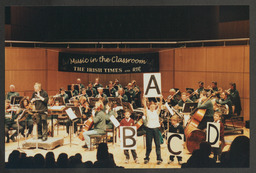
5, 46, 249, 120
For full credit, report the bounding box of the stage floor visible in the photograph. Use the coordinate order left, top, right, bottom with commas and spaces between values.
5, 125, 249, 169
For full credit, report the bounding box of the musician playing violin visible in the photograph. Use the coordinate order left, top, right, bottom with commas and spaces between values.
95, 87, 108, 103
80, 96, 91, 121
82, 101, 106, 150
197, 91, 214, 130
186, 89, 197, 102
5, 100, 22, 142
18, 97, 34, 137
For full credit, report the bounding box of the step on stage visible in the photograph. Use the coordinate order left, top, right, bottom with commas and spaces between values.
22, 137, 64, 150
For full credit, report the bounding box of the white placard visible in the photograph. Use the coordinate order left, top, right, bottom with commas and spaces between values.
109, 115, 120, 128
143, 73, 161, 97
120, 126, 137, 150
167, 132, 184, 156
65, 108, 77, 121
206, 122, 220, 148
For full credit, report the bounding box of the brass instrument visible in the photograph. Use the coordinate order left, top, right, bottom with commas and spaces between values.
166, 90, 180, 102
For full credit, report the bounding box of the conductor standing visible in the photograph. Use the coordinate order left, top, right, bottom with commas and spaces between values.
31, 82, 49, 141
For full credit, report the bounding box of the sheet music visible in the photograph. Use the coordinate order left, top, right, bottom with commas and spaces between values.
113, 106, 123, 112
165, 102, 174, 116
49, 105, 65, 111
65, 108, 77, 121
109, 115, 120, 128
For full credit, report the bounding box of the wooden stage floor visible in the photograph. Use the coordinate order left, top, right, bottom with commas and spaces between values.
5, 126, 250, 169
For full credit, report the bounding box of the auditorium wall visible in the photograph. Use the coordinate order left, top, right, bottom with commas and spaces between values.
5, 45, 249, 120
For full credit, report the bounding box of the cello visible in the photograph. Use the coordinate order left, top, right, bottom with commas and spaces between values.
78, 116, 94, 141
184, 93, 216, 153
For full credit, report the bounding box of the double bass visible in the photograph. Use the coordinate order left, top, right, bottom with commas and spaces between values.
184, 93, 215, 153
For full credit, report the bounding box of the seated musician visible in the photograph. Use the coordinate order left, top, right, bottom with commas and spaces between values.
76, 78, 85, 92
186, 89, 197, 102
178, 92, 192, 107
125, 83, 136, 104
82, 101, 106, 150
71, 84, 79, 97
194, 81, 204, 99
5, 100, 23, 142
118, 88, 129, 102
106, 81, 117, 97
228, 82, 242, 116
215, 92, 233, 121
210, 81, 219, 92
114, 79, 122, 89
196, 91, 214, 130
6, 84, 20, 101
79, 96, 91, 121
18, 97, 34, 137
59, 88, 69, 104
87, 82, 97, 97
93, 77, 103, 89
95, 87, 108, 103
131, 80, 141, 108
65, 99, 81, 136
167, 88, 179, 106
81, 88, 89, 100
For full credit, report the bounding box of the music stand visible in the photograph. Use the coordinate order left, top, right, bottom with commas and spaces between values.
108, 97, 122, 106
67, 85, 71, 90
122, 102, 134, 113
114, 85, 118, 91
10, 96, 23, 106
86, 90, 93, 97
183, 102, 198, 113
65, 106, 82, 147
88, 97, 99, 107
103, 89, 110, 97
53, 97, 65, 105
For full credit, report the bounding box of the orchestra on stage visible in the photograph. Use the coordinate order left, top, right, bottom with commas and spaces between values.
5, 78, 243, 165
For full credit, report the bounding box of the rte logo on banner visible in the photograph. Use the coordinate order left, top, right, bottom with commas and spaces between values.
143, 73, 162, 98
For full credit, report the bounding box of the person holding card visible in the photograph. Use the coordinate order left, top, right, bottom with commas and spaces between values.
212, 112, 225, 162
167, 115, 184, 165
142, 96, 163, 165
119, 109, 139, 164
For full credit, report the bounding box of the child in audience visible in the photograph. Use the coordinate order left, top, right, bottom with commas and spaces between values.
119, 109, 139, 164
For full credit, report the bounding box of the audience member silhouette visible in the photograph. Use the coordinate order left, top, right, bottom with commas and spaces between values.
93, 143, 117, 168
185, 141, 217, 168
34, 153, 45, 168
56, 153, 69, 168
220, 135, 249, 168
45, 152, 56, 168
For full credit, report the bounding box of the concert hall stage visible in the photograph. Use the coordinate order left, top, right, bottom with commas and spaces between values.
5, 126, 249, 168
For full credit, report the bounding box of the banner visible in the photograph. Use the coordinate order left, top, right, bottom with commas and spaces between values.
58, 52, 159, 74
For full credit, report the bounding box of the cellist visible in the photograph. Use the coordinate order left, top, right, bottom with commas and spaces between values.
196, 91, 214, 130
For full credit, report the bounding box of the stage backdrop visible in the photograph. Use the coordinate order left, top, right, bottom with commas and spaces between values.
58, 52, 159, 74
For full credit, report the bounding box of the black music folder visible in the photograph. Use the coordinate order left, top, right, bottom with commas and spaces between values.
65, 90, 72, 99
108, 97, 122, 106
183, 102, 198, 113
86, 90, 93, 97
11, 96, 24, 105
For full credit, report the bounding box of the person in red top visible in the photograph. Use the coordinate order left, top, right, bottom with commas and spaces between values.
212, 112, 225, 162
119, 109, 139, 164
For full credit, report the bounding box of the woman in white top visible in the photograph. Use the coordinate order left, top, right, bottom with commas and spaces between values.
142, 96, 163, 165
